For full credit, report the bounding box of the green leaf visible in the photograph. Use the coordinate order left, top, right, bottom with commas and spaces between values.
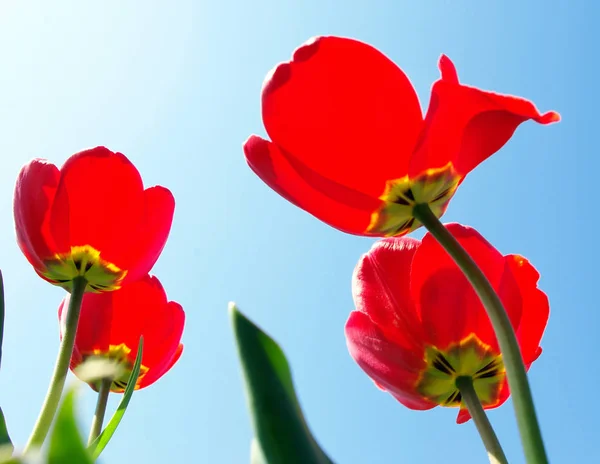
47, 389, 93, 464
88, 336, 144, 460
0, 272, 12, 454
230, 303, 333, 464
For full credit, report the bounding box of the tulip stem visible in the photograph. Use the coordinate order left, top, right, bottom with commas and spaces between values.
456, 376, 508, 464
88, 378, 112, 445
24, 276, 87, 453
412, 203, 547, 464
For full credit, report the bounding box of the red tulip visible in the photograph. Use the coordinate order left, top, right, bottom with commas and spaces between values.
244, 36, 558, 237
14, 146, 174, 292
59, 274, 184, 392
345, 224, 548, 423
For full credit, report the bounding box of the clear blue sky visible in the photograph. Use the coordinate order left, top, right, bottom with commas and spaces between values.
0, 1, 595, 463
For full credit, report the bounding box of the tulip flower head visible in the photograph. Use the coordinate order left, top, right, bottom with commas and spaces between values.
345, 224, 548, 423
59, 274, 184, 392
244, 36, 558, 237
14, 147, 174, 292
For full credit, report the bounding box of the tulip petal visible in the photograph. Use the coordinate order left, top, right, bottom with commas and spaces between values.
104, 277, 183, 369
262, 36, 423, 197
506, 255, 549, 365
411, 224, 521, 351
345, 311, 433, 410
14, 159, 60, 268
388, 391, 436, 412
456, 409, 470, 424
352, 237, 426, 351
138, 301, 185, 388
49, 147, 145, 268
167, 344, 184, 370
244, 135, 379, 234
409, 55, 559, 177
124, 186, 175, 284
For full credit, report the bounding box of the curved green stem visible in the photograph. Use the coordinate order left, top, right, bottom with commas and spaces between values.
412, 204, 547, 464
456, 376, 508, 464
88, 378, 112, 445
24, 276, 87, 452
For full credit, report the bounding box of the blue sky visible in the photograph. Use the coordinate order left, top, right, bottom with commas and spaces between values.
0, 1, 595, 463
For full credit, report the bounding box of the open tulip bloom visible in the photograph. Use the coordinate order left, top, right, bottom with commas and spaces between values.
346, 224, 548, 425
14, 146, 175, 293
244, 36, 558, 237
59, 274, 185, 393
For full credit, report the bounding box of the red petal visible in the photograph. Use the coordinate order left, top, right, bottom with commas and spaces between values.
411, 224, 521, 350
495, 259, 525, 342
438, 55, 459, 84
456, 408, 471, 424
140, 342, 184, 388
167, 344, 184, 371
352, 237, 426, 351
345, 311, 433, 410
244, 135, 379, 235
388, 391, 436, 412
123, 186, 175, 284
506, 255, 549, 365
14, 159, 60, 268
409, 55, 559, 177
262, 36, 423, 197
105, 276, 184, 370
49, 147, 145, 268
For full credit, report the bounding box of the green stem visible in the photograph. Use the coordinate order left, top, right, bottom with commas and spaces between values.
88, 378, 112, 445
456, 376, 508, 464
24, 276, 87, 452
412, 203, 547, 464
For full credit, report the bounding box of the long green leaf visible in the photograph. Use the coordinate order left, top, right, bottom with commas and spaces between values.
47, 389, 93, 464
0, 272, 12, 454
88, 336, 144, 460
230, 303, 333, 464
